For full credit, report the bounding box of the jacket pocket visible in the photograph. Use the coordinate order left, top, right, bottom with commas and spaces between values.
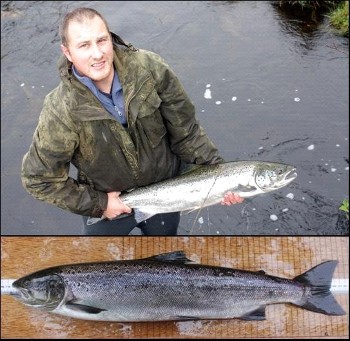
137, 89, 166, 148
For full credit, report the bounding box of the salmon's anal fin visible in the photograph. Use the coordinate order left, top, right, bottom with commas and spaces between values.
239, 306, 266, 320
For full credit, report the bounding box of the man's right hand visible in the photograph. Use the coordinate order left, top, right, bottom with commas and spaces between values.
103, 191, 132, 219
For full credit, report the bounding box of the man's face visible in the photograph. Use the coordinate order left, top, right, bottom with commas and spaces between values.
61, 16, 114, 87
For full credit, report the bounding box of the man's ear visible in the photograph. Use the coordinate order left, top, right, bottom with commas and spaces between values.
61, 44, 72, 62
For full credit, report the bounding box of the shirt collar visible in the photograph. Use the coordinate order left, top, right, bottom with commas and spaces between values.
72, 65, 122, 95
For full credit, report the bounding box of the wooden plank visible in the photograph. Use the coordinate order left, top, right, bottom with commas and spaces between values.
1, 237, 348, 338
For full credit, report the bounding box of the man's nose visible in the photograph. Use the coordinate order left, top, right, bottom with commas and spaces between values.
91, 43, 103, 59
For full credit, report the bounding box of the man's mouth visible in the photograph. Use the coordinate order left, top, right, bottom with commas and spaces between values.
92, 61, 105, 69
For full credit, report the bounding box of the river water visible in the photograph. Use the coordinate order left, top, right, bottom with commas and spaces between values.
1, 1, 348, 235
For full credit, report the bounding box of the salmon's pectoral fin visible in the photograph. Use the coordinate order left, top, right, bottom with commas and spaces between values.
66, 300, 107, 314
239, 306, 266, 320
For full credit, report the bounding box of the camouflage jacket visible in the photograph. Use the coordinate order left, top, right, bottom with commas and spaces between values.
21, 33, 223, 218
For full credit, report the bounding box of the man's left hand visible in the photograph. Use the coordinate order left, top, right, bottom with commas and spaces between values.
221, 192, 244, 206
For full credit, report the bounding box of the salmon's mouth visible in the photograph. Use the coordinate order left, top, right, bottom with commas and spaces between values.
11, 287, 39, 305
270, 168, 297, 190
284, 168, 297, 182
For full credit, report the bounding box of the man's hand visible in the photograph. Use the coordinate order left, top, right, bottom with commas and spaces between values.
103, 191, 132, 219
221, 191, 244, 206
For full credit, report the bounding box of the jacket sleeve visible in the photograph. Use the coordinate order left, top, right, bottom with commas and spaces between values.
21, 94, 108, 217
146, 51, 224, 165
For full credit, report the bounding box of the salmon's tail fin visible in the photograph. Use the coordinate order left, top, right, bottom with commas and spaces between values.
293, 260, 346, 316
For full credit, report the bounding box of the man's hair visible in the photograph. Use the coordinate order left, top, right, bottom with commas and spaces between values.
59, 7, 111, 46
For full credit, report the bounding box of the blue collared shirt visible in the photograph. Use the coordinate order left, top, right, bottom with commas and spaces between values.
72, 66, 127, 126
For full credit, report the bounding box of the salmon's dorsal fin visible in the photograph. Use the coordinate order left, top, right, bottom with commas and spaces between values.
142, 251, 193, 264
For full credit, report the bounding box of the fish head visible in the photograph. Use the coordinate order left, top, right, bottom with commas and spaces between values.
254, 163, 297, 192
12, 272, 65, 310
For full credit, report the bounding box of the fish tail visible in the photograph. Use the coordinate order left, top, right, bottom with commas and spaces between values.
293, 260, 345, 315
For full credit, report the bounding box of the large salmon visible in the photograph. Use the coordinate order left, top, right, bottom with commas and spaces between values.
88, 160, 297, 224
5, 251, 345, 322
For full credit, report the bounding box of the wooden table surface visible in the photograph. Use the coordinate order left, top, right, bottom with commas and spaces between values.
1, 236, 348, 339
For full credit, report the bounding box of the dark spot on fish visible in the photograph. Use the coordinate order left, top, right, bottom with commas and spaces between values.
206, 287, 217, 293
214, 270, 235, 277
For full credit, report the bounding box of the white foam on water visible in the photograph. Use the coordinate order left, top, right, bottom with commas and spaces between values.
270, 214, 278, 221
286, 193, 294, 199
204, 88, 212, 99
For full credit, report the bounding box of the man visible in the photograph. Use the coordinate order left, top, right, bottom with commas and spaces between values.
21, 7, 243, 235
